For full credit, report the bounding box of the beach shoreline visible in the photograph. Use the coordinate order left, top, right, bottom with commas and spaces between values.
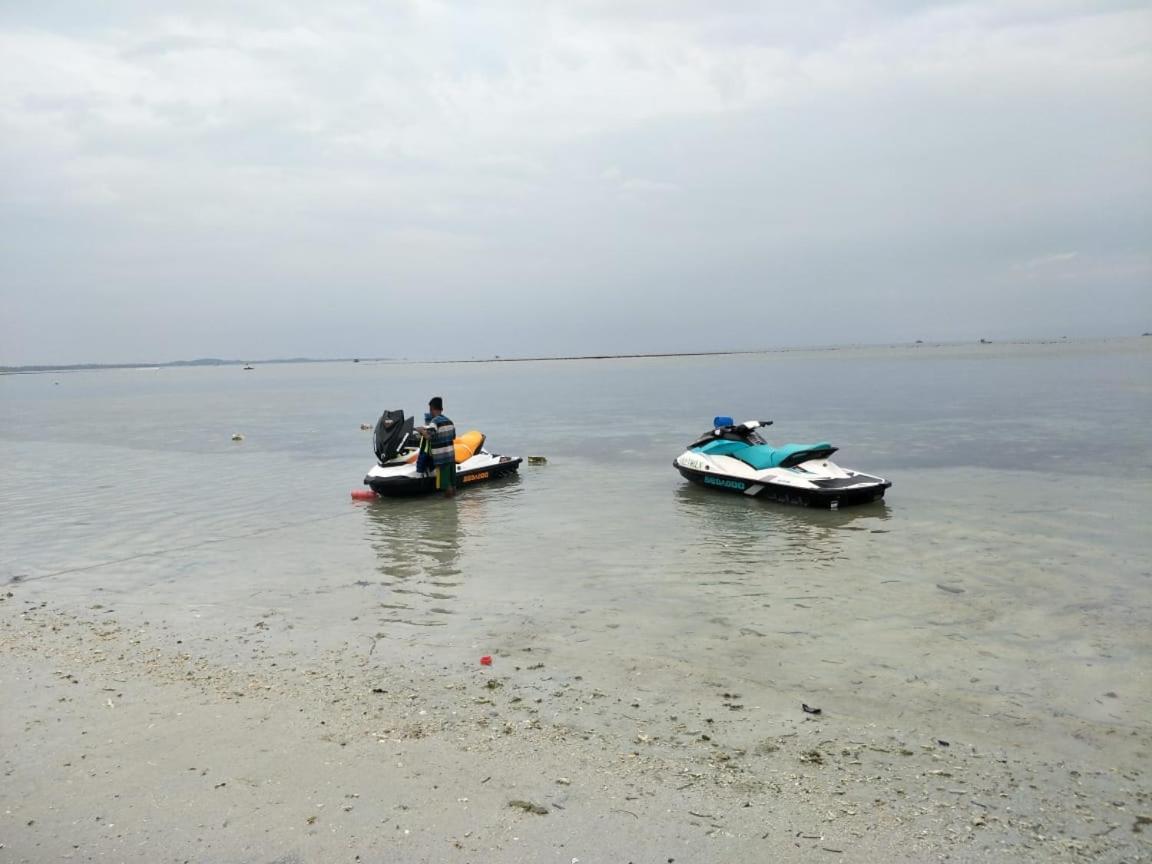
4, 334, 1145, 375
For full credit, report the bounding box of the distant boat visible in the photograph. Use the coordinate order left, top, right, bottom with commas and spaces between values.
243, 364, 254, 370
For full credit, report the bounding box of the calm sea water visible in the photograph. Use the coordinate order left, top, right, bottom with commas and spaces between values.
2, 339, 1150, 753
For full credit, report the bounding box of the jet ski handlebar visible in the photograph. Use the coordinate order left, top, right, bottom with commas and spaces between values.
721, 420, 773, 431
688, 418, 775, 449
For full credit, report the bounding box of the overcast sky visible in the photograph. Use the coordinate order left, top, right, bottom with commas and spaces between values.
1, 1, 1149, 364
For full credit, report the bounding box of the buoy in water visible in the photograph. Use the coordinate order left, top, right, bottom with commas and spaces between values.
350, 489, 377, 501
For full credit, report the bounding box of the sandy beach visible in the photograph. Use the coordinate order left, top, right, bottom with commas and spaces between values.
2, 582, 1148, 863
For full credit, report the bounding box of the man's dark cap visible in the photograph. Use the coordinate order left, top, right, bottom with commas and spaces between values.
429, 396, 443, 410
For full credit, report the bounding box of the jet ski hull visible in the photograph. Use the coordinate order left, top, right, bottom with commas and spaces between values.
365, 453, 522, 497
674, 461, 889, 508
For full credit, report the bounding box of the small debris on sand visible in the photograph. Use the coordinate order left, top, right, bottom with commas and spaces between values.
509, 799, 548, 815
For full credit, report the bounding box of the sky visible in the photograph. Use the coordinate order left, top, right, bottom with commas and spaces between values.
1, 0, 1149, 364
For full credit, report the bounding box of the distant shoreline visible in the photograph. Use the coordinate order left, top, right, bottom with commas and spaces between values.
0, 357, 389, 375
3, 334, 1143, 374
2, 348, 761, 373
439, 348, 758, 364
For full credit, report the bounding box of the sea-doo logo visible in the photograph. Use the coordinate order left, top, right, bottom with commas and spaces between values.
704, 476, 744, 490
462, 471, 489, 483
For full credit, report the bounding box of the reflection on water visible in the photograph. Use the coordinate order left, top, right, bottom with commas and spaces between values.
673, 483, 890, 566
362, 497, 465, 627
365, 498, 462, 582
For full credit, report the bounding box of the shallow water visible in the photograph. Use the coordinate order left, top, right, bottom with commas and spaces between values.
2, 338, 1150, 758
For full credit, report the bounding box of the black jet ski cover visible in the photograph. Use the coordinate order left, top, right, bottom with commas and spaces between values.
374, 409, 414, 464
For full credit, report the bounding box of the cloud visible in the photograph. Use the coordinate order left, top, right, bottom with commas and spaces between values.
0, 1, 1149, 363
1015, 252, 1079, 271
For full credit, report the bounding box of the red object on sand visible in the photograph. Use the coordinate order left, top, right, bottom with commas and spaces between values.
350, 489, 377, 501
480, 655, 492, 666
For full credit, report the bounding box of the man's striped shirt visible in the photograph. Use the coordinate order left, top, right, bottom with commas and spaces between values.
427, 415, 456, 466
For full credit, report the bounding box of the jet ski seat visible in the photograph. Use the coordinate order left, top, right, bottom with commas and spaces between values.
695, 439, 837, 469
454, 430, 486, 464
735, 442, 836, 469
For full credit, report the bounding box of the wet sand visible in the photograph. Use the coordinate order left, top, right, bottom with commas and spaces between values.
2, 554, 1148, 863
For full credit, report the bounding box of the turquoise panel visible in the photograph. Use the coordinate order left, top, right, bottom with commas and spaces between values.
695, 440, 749, 457
694, 439, 833, 469
732, 444, 779, 469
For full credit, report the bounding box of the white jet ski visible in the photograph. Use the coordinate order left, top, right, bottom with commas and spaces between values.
674, 416, 890, 508
363, 409, 521, 497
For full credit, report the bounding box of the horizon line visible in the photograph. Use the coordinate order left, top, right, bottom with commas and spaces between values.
3, 333, 1143, 374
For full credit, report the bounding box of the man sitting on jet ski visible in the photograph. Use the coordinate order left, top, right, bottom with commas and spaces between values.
420, 396, 457, 497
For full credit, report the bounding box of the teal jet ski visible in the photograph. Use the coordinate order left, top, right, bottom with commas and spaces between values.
674, 417, 890, 508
